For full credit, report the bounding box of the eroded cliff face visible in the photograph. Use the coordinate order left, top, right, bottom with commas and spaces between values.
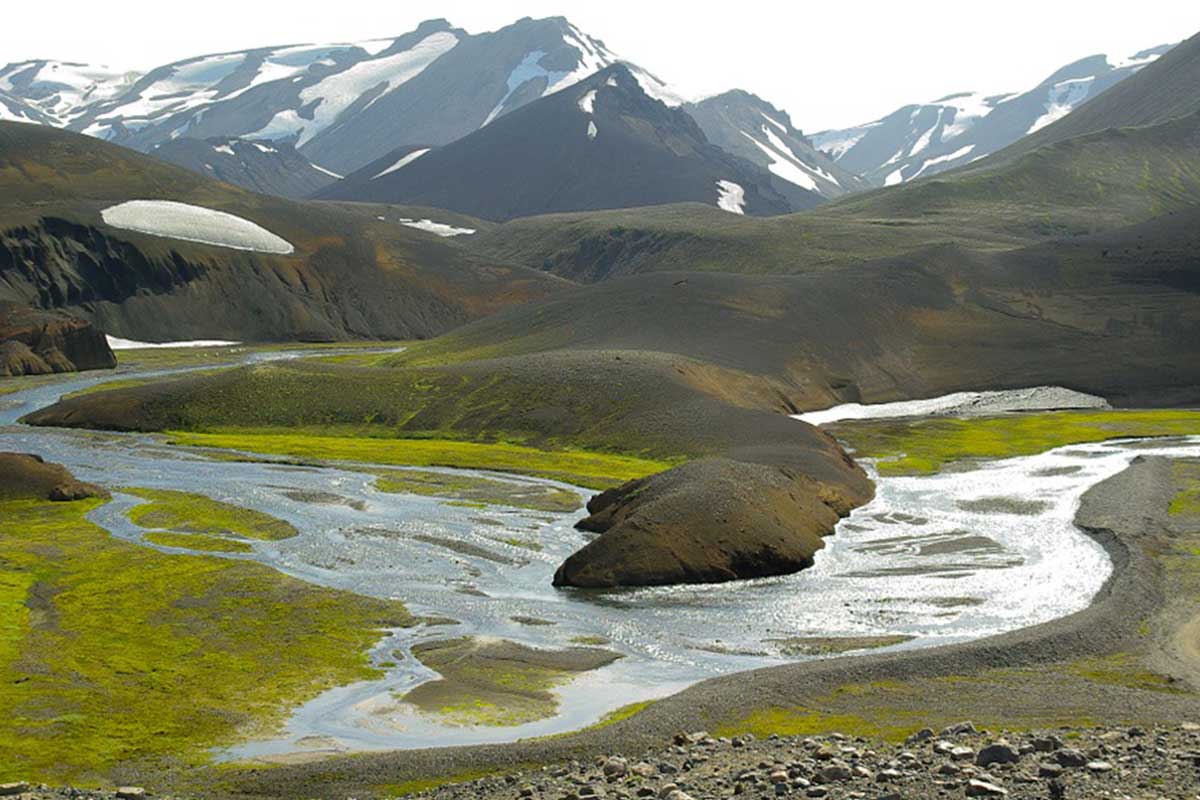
0, 301, 115, 376
0, 218, 205, 309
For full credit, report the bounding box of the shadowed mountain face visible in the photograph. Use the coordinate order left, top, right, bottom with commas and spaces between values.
813, 43, 1174, 186
317, 65, 793, 221
150, 137, 340, 200
685, 90, 867, 205
0, 122, 565, 342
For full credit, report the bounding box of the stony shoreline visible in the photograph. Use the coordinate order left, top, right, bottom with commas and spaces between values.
12, 723, 1200, 800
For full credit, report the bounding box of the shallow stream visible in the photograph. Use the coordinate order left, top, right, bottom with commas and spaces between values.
3, 356, 1196, 758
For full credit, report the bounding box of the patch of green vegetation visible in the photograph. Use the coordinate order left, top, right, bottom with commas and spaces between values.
401, 638, 621, 728
829, 410, 1200, 476
497, 537, 543, 552
377, 767, 509, 798
588, 700, 656, 730
1068, 655, 1187, 694
569, 635, 611, 646
369, 468, 581, 512
169, 429, 671, 490
714, 707, 921, 743
1169, 462, 1200, 517
0, 497, 412, 783
142, 531, 254, 554
124, 487, 298, 541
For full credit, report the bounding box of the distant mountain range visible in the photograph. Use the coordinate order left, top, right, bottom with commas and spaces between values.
0, 16, 895, 216
0, 17, 1176, 218
812, 45, 1173, 186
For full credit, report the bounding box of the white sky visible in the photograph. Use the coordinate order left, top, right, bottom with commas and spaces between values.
2, 0, 1198, 131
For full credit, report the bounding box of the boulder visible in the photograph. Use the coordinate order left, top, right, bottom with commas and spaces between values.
976, 742, 1020, 767
555, 458, 865, 588
0, 452, 109, 502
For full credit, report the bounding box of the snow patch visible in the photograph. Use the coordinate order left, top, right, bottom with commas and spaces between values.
760, 112, 788, 133
759, 126, 839, 186
741, 132, 817, 191
578, 89, 597, 114
908, 109, 943, 156
372, 148, 430, 179
310, 163, 343, 179
213, 144, 236, 156
106, 335, 241, 350
1106, 51, 1162, 70
587, 120, 598, 140
627, 65, 687, 107
715, 180, 746, 215
812, 124, 877, 160
100, 200, 295, 255
884, 168, 905, 187
256, 32, 458, 145
397, 218, 476, 237
911, 144, 976, 179
1028, 76, 1096, 134
793, 387, 1109, 426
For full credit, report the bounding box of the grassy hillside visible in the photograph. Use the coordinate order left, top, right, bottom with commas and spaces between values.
410, 207, 1200, 408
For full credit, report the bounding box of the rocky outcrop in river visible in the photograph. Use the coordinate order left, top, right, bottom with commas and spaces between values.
556, 458, 865, 588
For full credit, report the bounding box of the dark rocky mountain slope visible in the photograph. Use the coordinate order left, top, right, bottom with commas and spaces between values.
151, 137, 340, 199
317, 65, 793, 221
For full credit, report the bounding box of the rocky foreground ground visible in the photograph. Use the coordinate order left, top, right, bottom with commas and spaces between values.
414, 724, 1200, 800
11, 724, 1200, 800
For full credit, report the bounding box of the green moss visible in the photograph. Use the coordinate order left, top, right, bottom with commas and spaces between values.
1169, 463, 1200, 517
714, 707, 920, 743
370, 468, 581, 512
168, 429, 672, 490
0, 497, 412, 784
1068, 655, 1187, 694
378, 767, 509, 797
589, 700, 655, 730
829, 409, 1200, 476
124, 487, 298, 541
142, 531, 254, 554
401, 638, 621, 728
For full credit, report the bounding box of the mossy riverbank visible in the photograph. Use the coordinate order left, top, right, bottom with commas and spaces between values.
0, 494, 413, 784
826, 409, 1200, 475
167, 429, 672, 491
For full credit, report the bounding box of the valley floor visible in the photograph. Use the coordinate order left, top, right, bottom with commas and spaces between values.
3, 351, 1200, 798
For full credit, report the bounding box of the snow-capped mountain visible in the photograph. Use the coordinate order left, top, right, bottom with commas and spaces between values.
0, 17, 671, 178
317, 64, 793, 220
686, 90, 866, 205
0, 89, 51, 125
150, 137, 342, 199
0, 60, 140, 126
813, 45, 1173, 186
